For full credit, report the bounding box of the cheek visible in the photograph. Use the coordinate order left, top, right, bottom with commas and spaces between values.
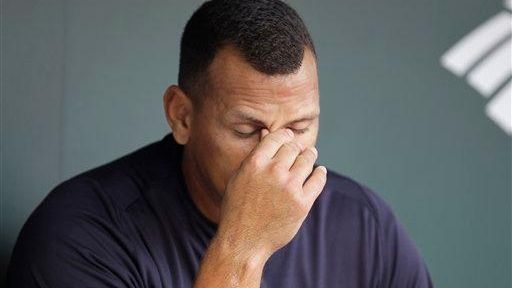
218, 138, 255, 173
204, 131, 257, 190
297, 125, 319, 149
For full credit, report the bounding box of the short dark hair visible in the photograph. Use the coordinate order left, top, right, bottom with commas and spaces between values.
178, 0, 316, 104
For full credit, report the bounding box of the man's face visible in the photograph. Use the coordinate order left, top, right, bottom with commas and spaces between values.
185, 45, 320, 200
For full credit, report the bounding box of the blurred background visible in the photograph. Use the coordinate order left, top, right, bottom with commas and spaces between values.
2, 0, 511, 287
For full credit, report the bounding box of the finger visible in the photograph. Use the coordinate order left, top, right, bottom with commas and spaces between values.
302, 165, 327, 202
272, 140, 304, 170
260, 128, 270, 140
252, 128, 294, 161
290, 146, 318, 182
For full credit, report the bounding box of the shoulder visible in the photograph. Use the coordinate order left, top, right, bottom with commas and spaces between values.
15, 134, 179, 242
34, 133, 178, 216
7, 175, 143, 286
6, 135, 176, 286
319, 167, 395, 226
318, 168, 433, 287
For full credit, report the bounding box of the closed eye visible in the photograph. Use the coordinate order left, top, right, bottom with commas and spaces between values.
293, 127, 309, 135
234, 127, 309, 139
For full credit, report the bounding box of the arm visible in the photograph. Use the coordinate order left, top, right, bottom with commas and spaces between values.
193, 128, 327, 287
192, 233, 269, 288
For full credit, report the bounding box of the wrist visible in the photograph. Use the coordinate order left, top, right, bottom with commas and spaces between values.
195, 233, 269, 287
210, 231, 271, 267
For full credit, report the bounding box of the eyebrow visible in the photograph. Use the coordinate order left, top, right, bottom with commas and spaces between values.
229, 110, 319, 127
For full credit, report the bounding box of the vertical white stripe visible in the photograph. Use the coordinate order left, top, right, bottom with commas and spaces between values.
467, 38, 512, 96
485, 81, 512, 135
440, 12, 512, 76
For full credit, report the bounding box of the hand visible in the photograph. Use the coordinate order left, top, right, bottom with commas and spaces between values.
215, 128, 328, 259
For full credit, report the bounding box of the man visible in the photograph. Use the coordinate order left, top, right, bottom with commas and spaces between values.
7, 0, 433, 287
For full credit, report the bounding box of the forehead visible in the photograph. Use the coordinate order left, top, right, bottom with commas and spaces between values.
205, 45, 319, 113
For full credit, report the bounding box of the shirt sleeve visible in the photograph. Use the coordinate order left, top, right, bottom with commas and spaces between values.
7, 177, 145, 288
362, 185, 434, 288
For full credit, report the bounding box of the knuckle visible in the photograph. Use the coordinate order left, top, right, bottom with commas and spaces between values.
298, 201, 310, 214
292, 195, 310, 214
295, 155, 310, 167
285, 141, 301, 153
247, 155, 265, 169
303, 148, 317, 161
270, 162, 286, 173
284, 178, 300, 193
270, 163, 288, 182
295, 141, 304, 151
268, 135, 281, 145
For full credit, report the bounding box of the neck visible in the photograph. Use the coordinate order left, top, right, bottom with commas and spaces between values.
180, 145, 222, 224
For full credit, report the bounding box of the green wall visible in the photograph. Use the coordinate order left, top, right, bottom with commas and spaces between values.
2, 0, 510, 287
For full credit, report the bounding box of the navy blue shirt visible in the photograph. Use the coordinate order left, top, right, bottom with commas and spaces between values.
7, 133, 433, 287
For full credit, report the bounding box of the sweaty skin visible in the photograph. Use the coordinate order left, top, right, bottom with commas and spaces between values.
163, 45, 325, 287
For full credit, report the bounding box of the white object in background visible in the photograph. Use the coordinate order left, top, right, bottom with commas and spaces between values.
440, 11, 511, 76
486, 82, 511, 135
506, 0, 512, 10
467, 38, 511, 97
440, 1, 512, 136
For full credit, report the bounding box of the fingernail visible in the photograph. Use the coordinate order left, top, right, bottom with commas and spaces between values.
310, 147, 318, 156
286, 128, 294, 137
319, 166, 327, 174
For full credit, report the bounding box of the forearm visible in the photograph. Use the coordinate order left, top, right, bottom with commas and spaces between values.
193, 233, 270, 288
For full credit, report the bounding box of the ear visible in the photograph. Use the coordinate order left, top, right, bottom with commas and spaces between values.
163, 85, 194, 145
